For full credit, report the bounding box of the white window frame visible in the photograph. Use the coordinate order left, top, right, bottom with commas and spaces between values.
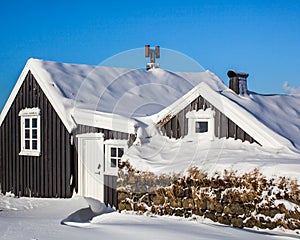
104, 140, 127, 176
186, 108, 215, 140
19, 108, 41, 156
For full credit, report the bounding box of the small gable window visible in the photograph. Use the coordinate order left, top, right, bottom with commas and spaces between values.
186, 108, 215, 140
19, 108, 41, 156
195, 121, 208, 133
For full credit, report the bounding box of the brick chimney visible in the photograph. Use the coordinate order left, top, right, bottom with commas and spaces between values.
227, 70, 249, 95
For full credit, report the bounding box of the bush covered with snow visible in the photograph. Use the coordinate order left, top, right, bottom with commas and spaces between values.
118, 162, 300, 231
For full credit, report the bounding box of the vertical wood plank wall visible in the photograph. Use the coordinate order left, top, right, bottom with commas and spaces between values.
0, 71, 74, 197
104, 175, 118, 208
159, 95, 256, 144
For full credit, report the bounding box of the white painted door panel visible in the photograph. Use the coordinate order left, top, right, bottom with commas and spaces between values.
77, 133, 104, 201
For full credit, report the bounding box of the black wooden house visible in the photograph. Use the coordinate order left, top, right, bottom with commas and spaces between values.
0, 58, 294, 207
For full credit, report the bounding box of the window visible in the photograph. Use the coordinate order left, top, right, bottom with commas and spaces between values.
186, 109, 215, 140
19, 108, 41, 156
104, 142, 126, 176
109, 146, 124, 168
195, 121, 208, 133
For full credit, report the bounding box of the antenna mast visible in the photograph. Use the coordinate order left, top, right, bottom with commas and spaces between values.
145, 45, 160, 70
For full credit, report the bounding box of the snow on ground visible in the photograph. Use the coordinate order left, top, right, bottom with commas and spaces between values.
0, 195, 299, 240
123, 134, 300, 181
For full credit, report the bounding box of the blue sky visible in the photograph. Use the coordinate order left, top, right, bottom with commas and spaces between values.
1, 0, 300, 110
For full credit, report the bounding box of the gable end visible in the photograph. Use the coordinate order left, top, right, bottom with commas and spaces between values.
0, 71, 75, 198
158, 94, 258, 144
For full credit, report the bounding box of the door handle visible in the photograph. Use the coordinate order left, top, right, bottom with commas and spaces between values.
95, 171, 101, 175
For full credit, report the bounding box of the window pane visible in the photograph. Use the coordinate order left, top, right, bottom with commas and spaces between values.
32, 140, 37, 150
25, 129, 30, 139
25, 119, 30, 128
32, 118, 37, 128
111, 158, 117, 168
111, 147, 116, 157
25, 140, 30, 149
195, 121, 208, 133
32, 129, 37, 139
118, 148, 124, 157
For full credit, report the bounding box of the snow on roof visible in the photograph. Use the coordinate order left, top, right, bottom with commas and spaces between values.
222, 91, 300, 150
0, 58, 299, 152
147, 82, 295, 150
0, 58, 225, 133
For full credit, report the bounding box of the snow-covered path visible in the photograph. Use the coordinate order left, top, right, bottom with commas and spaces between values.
0, 196, 299, 240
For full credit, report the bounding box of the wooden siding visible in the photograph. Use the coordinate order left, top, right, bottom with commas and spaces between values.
74, 125, 129, 141
104, 175, 118, 208
0, 71, 74, 197
159, 95, 257, 144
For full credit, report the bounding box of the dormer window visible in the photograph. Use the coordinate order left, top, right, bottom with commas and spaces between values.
186, 108, 215, 140
19, 108, 41, 156
195, 121, 208, 133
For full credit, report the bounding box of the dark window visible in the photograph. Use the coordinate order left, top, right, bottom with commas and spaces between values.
25, 129, 30, 139
32, 129, 37, 139
32, 118, 37, 128
109, 147, 124, 168
111, 158, 117, 168
111, 147, 116, 157
25, 140, 30, 149
118, 148, 124, 157
195, 121, 208, 133
25, 118, 30, 128
32, 140, 38, 150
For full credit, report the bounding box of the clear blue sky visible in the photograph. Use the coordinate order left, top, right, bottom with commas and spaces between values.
1, 0, 300, 110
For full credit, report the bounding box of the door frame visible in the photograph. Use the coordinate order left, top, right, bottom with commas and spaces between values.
77, 133, 105, 201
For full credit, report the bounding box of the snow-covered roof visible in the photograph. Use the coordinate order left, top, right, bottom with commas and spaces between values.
0, 58, 299, 152
0, 58, 225, 133
148, 82, 295, 150
222, 91, 300, 150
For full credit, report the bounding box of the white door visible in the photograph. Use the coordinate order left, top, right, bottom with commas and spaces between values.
77, 133, 104, 201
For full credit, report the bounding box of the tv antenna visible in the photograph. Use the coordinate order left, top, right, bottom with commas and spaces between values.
145, 45, 160, 70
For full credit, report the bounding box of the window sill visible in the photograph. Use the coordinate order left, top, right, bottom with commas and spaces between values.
19, 150, 41, 157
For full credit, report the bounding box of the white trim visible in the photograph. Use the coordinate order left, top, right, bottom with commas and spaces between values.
186, 109, 215, 140
104, 140, 127, 176
19, 108, 41, 156
186, 108, 215, 119
19, 107, 41, 116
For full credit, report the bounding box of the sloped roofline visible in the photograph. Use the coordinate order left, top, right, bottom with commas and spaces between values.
150, 82, 293, 150
0, 58, 77, 132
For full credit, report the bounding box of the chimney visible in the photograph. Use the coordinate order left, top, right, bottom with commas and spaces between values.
227, 70, 249, 95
